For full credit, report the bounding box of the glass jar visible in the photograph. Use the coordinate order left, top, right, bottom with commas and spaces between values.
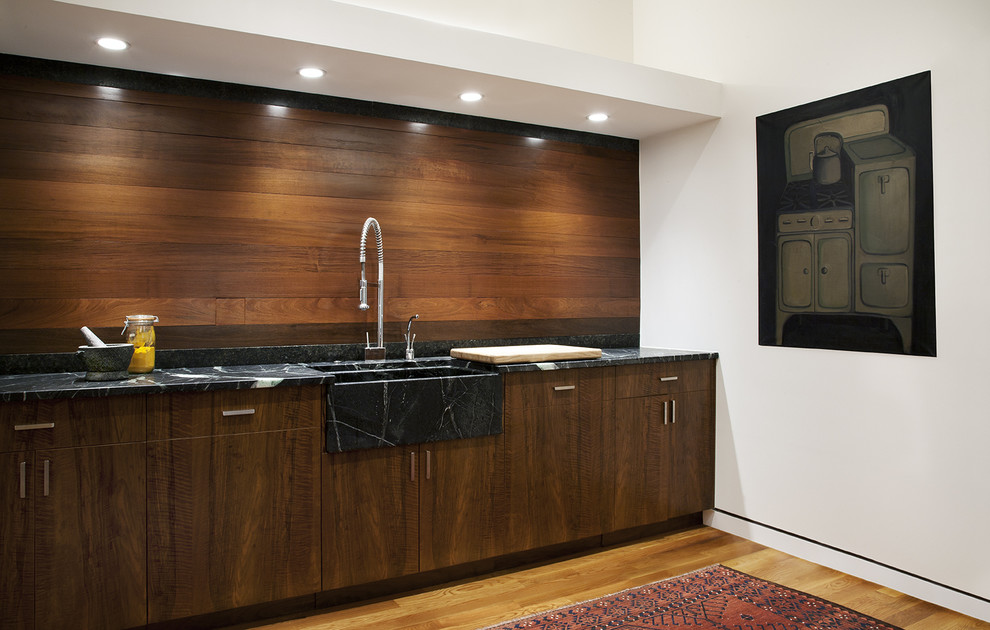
122, 315, 158, 373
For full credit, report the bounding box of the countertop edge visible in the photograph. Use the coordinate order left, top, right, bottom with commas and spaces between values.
0, 348, 718, 402
0, 365, 335, 402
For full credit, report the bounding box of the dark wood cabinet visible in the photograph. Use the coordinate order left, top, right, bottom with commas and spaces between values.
608, 395, 673, 527
605, 360, 715, 532
35, 443, 147, 629
322, 434, 502, 589
1, 451, 33, 630
322, 446, 419, 588
0, 397, 147, 630
0, 357, 716, 627
419, 436, 503, 571
502, 368, 604, 553
666, 389, 715, 517
147, 386, 322, 622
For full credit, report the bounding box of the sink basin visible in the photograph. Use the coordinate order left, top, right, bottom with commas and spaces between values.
312, 363, 487, 383
312, 358, 502, 453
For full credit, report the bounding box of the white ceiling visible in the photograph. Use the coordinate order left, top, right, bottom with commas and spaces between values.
0, 0, 723, 139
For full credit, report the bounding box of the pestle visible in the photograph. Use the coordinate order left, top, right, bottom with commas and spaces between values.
80, 326, 108, 347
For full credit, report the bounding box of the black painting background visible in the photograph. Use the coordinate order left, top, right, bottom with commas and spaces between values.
756, 71, 935, 356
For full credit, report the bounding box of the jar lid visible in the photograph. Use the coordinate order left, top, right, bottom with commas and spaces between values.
124, 314, 159, 322
122, 314, 159, 334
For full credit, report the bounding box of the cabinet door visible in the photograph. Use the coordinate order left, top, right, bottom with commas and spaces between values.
504, 370, 603, 552
321, 446, 419, 590
666, 391, 715, 518
609, 396, 672, 531
1, 453, 33, 630
420, 435, 502, 570
816, 234, 851, 310
148, 428, 321, 621
35, 444, 147, 630
779, 236, 813, 309
859, 167, 911, 254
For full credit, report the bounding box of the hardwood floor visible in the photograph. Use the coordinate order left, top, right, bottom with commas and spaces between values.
240, 526, 988, 630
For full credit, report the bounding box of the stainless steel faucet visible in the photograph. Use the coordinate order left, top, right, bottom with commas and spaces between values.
359, 217, 385, 359
405, 314, 419, 360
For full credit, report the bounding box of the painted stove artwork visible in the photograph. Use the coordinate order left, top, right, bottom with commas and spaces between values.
757, 72, 935, 356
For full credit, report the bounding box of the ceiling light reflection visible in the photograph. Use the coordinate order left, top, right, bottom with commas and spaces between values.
298, 67, 325, 79
97, 37, 128, 51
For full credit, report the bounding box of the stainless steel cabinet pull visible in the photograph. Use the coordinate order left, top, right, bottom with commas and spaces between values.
663, 401, 669, 425
671, 399, 677, 424
410, 451, 416, 482
426, 450, 432, 481
221, 409, 255, 417
43, 459, 50, 497
14, 422, 55, 431
553, 385, 576, 391
659, 376, 678, 382
19, 461, 26, 499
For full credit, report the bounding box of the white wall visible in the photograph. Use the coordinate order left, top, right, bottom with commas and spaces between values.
635, 0, 990, 617
332, 0, 634, 61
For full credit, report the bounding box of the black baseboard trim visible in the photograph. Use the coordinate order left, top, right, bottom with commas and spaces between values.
712, 508, 989, 605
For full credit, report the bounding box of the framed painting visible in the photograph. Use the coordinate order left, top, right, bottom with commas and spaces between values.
756, 71, 935, 356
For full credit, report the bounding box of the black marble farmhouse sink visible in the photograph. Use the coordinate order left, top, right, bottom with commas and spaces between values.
312, 358, 502, 453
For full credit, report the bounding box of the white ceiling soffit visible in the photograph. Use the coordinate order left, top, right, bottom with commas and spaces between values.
0, 0, 723, 139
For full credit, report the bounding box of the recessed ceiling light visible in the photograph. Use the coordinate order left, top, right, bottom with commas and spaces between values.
97, 37, 128, 51
298, 67, 325, 79
459, 92, 483, 102
587, 112, 609, 122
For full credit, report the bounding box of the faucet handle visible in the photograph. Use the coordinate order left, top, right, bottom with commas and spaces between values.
405, 314, 419, 359
405, 314, 420, 339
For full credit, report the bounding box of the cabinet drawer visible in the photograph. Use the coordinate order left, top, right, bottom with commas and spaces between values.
148, 385, 322, 440
613, 360, 713, 398
504, 368, 602, 411
0, 395, 146, 452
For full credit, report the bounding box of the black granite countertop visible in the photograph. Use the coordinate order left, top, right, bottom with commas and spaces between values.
0, 363, 334, 402
0, 346, 718, 403
490, 347, 718, 372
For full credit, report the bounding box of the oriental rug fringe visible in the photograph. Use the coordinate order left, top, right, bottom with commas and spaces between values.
479, 564, 901, 629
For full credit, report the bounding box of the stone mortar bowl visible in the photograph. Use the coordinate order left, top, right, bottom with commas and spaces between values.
77, 343, 135, 381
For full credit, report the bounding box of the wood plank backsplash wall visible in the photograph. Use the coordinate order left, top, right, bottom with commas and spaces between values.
0, 70, 640, 353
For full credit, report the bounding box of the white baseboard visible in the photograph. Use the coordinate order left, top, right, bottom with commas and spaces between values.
705, 510, 990, 623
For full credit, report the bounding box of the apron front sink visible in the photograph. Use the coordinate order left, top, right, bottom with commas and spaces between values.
311, 358, 502, 453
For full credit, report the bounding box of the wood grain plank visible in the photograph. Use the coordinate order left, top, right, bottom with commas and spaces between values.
0, 179, 640, 239
243, 297, 639, 325
0, 298, 216, 329
0, 149, 636, 219
0, 269, 639, 301
0, 208, 638, 259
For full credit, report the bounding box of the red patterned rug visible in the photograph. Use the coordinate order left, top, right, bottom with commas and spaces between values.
480, 564, 901, 629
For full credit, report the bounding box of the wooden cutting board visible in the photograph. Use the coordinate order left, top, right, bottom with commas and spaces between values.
450, 344, 602, 364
